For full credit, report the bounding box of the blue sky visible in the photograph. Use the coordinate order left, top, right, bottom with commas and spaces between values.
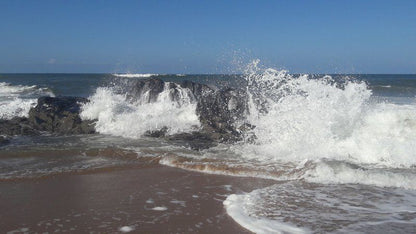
1, 0, 415, 73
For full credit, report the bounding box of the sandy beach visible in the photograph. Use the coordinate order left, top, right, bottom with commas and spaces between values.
1, 165, 275, 233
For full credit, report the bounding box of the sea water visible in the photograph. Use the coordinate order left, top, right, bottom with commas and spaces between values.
1, 64, 416, 233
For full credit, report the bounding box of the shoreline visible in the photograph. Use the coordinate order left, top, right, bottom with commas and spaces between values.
1, 164, 275, 233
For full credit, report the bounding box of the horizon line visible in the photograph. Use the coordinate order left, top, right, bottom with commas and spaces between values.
1, 72, 416, 75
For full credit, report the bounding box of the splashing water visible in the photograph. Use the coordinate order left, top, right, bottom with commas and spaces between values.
80, 82, 200, 138
219, 60, 416, 233
232, 60, 416, 169
0, 82, 55, 119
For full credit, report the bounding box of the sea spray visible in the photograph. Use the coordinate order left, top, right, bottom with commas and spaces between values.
112, 73, 157, 78
221, 61, 416, 233
232, 60, 416, 168
0, 82, 55, 119
81, 82, 200, 138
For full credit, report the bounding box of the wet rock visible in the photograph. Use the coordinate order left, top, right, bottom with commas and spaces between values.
125, 78, 166, 102
119, 79, 248, 136
126, 78, 252, 148
0, 79, 255, 150
27, 96, 95, 134
167, 132, 217, 150
0, 117, 38, 136
120, 78, 213, 104
0, 135, 10, 146
178, 80, 213, 101
237, 123, 257, 143
196, 87, 248, 139
144, 127, 169, 138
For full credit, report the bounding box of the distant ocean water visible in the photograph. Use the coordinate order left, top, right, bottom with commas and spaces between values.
1, 68, 416, 233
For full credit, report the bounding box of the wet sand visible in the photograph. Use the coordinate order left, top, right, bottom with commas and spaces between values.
1, 165, 275, 233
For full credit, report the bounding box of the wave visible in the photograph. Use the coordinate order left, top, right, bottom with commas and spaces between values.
155, 60, 416, 186
232, 60, 416, 169
224, 181, 416, 233
224, 192, 308, 234
80, 82, 200, 138
112, 73, 158, 78
0, 98, 37, 119
91, 60, 416, 185
0, 82, 54, 119
303, 160, 416, 189
219, 60, 416, 233
160, 154, 416, 190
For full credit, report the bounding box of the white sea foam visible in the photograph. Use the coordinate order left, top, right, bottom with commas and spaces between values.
224, 193, 308, 234
0, 82, 37, 97
220, 61, 416, 233
81, 83, 200, 138
234, 60, 416, 169
0, 98, 37, 119
225, 182, 416, 233
0, 82, 54, 119
302, 160, 416, 189
151, 206, 167, 211
146, 61, 416, 191
119, 226, 134, 232
113, 73, 157, 78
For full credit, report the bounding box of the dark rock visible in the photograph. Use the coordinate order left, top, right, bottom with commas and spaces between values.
0, 135, 10, 146
144, 127, 169, 138
196, 87, 248, 138
0, 79, 255, 149
0, 117, 38, 136
237, 123, 257, 143
0, 97, 96, 137
238, 123, 256, 132
167, 131, 217, 150
122, 78, 167, 103
27, 96, 95, 134
124, 78, 252, 148
179, 80, 213, 101
120, 78, 213, 104
0, 78, 255, 150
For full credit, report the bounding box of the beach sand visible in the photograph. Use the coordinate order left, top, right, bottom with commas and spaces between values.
1, 165, 275, 233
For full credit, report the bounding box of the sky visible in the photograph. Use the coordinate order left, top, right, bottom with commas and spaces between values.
0, 0, 415, 74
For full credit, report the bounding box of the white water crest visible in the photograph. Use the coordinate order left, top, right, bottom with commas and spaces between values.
0, 82, 54, 119
235, 60, 416, 169
81, 82, 200, 138
112, 73, 157, 78
224, 192, 308, 234
224, 181, 416, 233
217, 60, 416, 233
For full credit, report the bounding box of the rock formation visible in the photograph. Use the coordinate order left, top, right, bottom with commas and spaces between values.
0, 96, 95, 141
0, 79, 253, 150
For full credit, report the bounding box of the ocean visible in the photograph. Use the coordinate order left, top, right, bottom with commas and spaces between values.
1, 65, 416, 233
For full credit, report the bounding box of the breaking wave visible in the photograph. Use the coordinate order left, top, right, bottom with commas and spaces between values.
80, 82, 200, 138
112, 73, 158, 78
236, 60, 416, 168
218, 60, 416, 233
0, 82, 54, 119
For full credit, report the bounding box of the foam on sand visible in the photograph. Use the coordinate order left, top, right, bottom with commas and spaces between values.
224, 194, 308, 234
151, 206, 168, 211
119, 226, 135, 232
